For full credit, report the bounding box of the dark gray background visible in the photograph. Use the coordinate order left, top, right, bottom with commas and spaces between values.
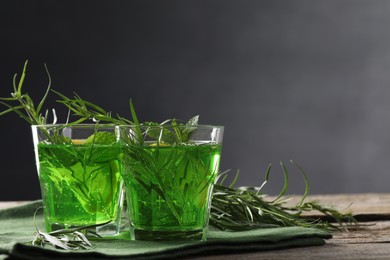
1, 0, 390, 200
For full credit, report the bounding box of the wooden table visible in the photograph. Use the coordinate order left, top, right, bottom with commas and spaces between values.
1, 194, 390, 259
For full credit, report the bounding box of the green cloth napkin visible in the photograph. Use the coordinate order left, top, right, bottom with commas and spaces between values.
0, 201, 332, 260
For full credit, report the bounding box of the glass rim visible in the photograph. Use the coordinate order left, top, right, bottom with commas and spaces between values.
31, 124, 224, 129
116, 124, 224, 129
31, 123, 117, 128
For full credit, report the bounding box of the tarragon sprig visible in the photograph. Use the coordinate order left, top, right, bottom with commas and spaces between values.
210, 161, 357, 231
32, 209, 107, 250
53, 90, 133, 126
54, 91, 200, 145
33, 228, 95, 250
0, 60, 53, 125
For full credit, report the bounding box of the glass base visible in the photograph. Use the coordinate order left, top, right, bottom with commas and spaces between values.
130, 228, 207, 241
47, 222, 120, 237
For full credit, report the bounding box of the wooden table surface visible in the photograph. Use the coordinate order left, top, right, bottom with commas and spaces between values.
1, 194, 390, 259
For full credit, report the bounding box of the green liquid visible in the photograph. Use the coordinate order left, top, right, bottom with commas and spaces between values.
37, 143, 123, 234
121, 142, 221, 240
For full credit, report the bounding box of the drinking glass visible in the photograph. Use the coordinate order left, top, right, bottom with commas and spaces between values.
117, 124, 224, 241
31, 124, 124, 236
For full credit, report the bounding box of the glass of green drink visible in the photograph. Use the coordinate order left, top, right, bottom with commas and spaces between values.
117, 124, 224, 241
31, 124, 124, 236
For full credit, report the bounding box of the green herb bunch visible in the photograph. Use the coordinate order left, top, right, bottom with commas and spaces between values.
210, 162, 356, 231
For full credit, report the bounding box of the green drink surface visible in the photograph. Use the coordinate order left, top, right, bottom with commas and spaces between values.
121, 142, 222, 238
37, 142, 122, 231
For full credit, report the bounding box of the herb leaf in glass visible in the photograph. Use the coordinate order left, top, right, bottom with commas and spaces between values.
31, 124, 124, 236
117, 123, 224, 241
